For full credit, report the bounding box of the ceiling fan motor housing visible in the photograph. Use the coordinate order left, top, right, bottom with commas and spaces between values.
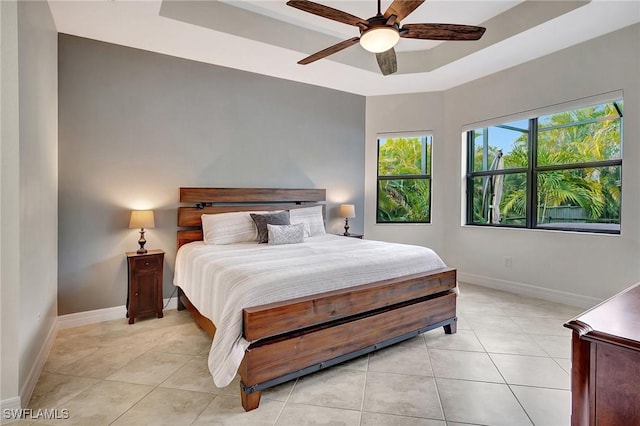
359, 16, 400, 53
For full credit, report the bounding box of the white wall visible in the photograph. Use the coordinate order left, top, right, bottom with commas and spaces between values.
0, 0, 22, 414
366, 24, 640, 306
365, 91, 446, 255
0, 0, 58, 413
17, 0, 58, 401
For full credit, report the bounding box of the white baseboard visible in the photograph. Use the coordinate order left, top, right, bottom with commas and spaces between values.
58, 297, 178, 330
457, 271, 602, 309
57, 305, 127, 329
0, 396, 22, 424
2, 320, 59, 423
17, 318, 58, 418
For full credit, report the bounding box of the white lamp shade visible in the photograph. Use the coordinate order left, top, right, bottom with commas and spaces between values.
129, 210, 155, 229
339, 204, 356, 219
359, 27, 400, 53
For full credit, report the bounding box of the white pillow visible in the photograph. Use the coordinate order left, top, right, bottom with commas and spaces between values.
267, 223, 305, 245
289, 205, 326, 237
201, 211, 258, 245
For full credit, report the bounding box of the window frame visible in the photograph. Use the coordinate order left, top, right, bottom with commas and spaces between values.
376, 133, 433, 224
465, 100, 623, 234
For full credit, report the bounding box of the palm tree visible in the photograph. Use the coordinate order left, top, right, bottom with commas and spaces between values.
498, 102, 622, 225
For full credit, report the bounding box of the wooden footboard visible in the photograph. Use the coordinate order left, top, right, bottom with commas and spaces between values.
239, 288, 456, 410
175, 267, 457, 411
243, 268, 456, 340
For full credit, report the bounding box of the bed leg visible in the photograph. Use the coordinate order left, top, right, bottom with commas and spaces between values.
240, 387, 262, 412
444, 319, 457, 334
177, 288, 186, 311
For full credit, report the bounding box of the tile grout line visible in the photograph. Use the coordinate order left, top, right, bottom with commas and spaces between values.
357, 354, 370, 426
272, 377, 299, 426
481, 312, 567, 425
107, 344, 162, 425
422, 333, 447, 423
470, 327, 535, 424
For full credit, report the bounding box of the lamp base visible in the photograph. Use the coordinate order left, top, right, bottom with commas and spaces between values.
343, 218, 350, 236
137, 229, 147, 254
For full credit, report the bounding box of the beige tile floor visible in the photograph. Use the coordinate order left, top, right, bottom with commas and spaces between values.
22, 283, 584, 426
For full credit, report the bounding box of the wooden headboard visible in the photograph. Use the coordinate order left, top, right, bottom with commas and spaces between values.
177, 187, 326, 248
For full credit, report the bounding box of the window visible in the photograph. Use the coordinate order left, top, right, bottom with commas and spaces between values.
377, 134, 432, 223
466, 99, 623, 234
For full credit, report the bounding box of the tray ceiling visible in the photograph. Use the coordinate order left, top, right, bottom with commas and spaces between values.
49, 0, 640, 96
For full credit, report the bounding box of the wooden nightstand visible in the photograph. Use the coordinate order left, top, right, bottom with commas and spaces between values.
339, 233, 364, 239
126, 249, 164, 324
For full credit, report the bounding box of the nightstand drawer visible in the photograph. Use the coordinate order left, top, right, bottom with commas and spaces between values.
132, 255, 162, 272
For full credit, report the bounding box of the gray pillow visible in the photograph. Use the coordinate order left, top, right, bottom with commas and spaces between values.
250, 211, 290, 243
267, 223, 305, 245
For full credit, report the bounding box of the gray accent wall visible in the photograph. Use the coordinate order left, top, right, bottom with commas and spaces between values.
58, 35, 365, 315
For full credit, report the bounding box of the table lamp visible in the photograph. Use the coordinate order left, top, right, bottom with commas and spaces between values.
339, 204, 356, 236
129, 210, 155, 254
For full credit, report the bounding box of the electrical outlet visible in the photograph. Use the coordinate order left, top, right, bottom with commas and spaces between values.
504, 256, 512, 268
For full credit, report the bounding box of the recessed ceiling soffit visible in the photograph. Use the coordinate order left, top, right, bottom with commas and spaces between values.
159, 0, 590, 75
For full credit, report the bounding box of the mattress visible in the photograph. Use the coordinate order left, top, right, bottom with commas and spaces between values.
173, 234, 447, 387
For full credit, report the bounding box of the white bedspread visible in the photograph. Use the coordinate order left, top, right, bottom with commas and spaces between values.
173, 234, 447, 387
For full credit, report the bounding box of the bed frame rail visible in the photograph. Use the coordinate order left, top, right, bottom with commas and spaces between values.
180, 187, 326, 204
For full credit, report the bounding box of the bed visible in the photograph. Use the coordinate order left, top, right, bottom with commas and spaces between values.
174, 187, 457, 411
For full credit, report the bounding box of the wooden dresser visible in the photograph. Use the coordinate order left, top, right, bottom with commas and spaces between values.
564, 282, 640, 426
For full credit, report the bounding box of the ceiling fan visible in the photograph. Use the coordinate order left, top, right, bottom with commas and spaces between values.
286, 0, 486, 75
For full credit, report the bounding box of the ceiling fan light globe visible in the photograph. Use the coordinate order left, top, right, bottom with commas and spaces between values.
360, 27, 400, 53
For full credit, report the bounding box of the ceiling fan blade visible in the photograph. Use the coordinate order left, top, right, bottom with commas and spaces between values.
298, 37, 360, 65
376, 48, 397, 76
401, 23, 486, 41
287, 0, 367, 27
383, 0, 425, 22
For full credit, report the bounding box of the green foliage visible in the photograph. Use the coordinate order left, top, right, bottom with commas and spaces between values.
471, 101, 622, 226
378, 179, 431, 222
377, 137, 431, 222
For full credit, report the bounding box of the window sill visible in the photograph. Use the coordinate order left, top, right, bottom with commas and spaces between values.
462, 223, 621, 237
